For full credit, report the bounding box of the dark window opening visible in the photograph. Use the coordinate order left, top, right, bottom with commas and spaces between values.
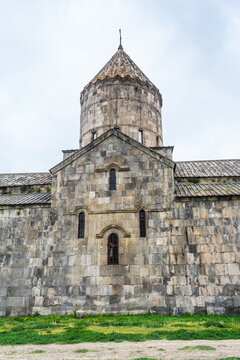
0, 186, 9, 195
108, 233, 119, 264
138, 129, 143, 144
78, 212, 85, 238
139, 209, 146, 237
109, 168, 116, 190
92, 131, 97, 141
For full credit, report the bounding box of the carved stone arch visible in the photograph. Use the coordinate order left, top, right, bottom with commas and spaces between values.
96, 224, 131, 239
74, 205, 91, 215
105, 163, 121, 172
134, 204, 149, 212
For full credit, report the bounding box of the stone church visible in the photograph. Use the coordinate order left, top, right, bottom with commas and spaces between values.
0, 43, 240, 316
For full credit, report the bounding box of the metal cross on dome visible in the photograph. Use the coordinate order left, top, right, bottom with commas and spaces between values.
118, 29, 123, 50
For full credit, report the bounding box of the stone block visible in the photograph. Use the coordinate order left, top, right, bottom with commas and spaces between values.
227, 263, 239, 275
148, 294, 166, 307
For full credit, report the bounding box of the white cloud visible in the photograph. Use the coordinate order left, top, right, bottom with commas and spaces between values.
216, 1, 240, 57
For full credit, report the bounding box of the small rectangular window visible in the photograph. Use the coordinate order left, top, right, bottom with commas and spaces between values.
138, 129, 143, 144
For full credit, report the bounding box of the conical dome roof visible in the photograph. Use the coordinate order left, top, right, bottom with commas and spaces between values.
80, 43, 163, 149
85, 45, 157, 90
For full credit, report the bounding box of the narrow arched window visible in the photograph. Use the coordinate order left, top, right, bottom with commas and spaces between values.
138, 129, 143, 144
78, 212, 85, 238
108, 233, 119, 264
92, 131, 97, 141
109, 168, 116, 190
139, 210, 146, 237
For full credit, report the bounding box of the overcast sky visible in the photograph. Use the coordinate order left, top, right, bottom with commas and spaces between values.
0, 0, 239, 173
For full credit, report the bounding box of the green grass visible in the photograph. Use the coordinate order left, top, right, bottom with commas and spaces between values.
131, 358, 158, 360
218, 358, 240, 360
0, 313, 240, 345
179, 345, 216, 350
74, 349, 90, 353
28, 349, 45, 354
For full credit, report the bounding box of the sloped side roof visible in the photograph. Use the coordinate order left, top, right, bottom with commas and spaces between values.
0, 193, 51, 205
175, 182, 240, 197
175, 160, 240, 177
0, 172, 52, 187
86, 46, 157, 90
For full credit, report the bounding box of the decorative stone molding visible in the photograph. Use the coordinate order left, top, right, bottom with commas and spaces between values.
134, 204, 150, 212
96, 224, 131, 238
64, 205, 91, 215
96, 162, 130, 173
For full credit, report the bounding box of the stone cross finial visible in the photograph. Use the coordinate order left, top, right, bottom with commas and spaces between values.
118, 29, 123, 50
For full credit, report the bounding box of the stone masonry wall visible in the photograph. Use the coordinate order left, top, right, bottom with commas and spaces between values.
44, 134, 239, 315
0, 206, 52, 316
149, 197, 240, 314
0, 135, 239, 315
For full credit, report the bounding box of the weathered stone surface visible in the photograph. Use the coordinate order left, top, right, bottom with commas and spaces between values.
0, 45, 240, 316
0, 132, 239, 316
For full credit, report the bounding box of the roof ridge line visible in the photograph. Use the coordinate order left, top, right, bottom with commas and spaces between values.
176, 159, 240, 163
0, 171, 51, 175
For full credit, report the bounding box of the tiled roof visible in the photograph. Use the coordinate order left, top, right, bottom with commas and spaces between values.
0, 193, 51, 205
175, 182, 240, 197
86, 46, 156, 90
0, 172, 52, 187
175, 160, 240, 177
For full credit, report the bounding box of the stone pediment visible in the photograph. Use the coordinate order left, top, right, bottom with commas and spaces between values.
50, 128, 175, 175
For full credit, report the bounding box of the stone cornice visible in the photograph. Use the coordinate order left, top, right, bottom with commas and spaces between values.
80, 75, 162, 105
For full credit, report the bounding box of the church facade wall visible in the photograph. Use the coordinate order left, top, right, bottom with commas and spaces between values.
42, 135, 173, 314
1, 135, 239, 316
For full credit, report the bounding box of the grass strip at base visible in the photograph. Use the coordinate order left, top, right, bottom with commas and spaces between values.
131, 358, 159, 360
218, 358, 240, 360
0, 313, 240, 345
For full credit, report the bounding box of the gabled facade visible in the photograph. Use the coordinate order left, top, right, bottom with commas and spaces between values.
0, 44, 240, 316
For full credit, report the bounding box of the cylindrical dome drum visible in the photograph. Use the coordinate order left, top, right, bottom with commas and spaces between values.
79, 45, 163, 148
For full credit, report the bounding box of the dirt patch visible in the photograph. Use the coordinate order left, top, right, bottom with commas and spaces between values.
1, 339, 240, 360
